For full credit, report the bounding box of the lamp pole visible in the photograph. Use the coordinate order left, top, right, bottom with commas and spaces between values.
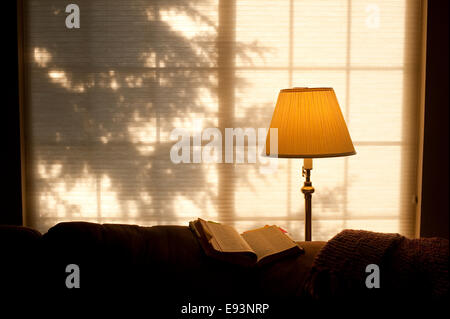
301, 159, 314, 241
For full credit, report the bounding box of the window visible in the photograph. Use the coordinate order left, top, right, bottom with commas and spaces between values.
23, 0, 424, 240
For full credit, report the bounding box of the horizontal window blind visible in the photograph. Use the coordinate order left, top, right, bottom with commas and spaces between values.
23, 0, 424, 240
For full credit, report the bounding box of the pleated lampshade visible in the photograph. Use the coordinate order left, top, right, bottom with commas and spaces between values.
266, 87, 356, 158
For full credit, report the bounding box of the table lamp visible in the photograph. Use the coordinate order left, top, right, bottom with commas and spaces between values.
265, 87, 356, 241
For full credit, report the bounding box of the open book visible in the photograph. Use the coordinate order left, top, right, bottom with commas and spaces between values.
189, 218, 304, 267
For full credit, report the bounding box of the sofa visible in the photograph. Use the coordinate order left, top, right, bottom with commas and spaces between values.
1, 221, 448, 313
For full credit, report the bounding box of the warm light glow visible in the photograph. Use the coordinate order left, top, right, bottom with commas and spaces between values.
48, 70, 65, 79
160, 8, 216, 39
265, 88, 356, 158
37, 165, 122, 219
48, 69, 85, 92
34, 47, 51, 67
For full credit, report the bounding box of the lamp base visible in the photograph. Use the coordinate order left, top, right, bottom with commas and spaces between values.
301, 161, 314, 241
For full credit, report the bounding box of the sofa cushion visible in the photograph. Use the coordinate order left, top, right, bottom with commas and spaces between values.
42, 222, 260, 299
40, 222, 325, 302
0, 221, 325, 309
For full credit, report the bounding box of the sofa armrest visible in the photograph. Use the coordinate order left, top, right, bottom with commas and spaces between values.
0, 225, 42, 292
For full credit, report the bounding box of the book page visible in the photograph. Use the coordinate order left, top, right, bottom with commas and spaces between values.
200, 220, 254, 253
241, 226, 297, 261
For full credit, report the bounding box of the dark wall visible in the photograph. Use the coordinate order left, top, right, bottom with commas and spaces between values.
420, 0, 449, 239
1, 1, 22, 225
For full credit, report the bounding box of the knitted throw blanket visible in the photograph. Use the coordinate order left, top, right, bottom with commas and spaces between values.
303, 229, 449, 300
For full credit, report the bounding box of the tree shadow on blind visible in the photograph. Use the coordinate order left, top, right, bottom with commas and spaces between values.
25, 0, 270, 231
